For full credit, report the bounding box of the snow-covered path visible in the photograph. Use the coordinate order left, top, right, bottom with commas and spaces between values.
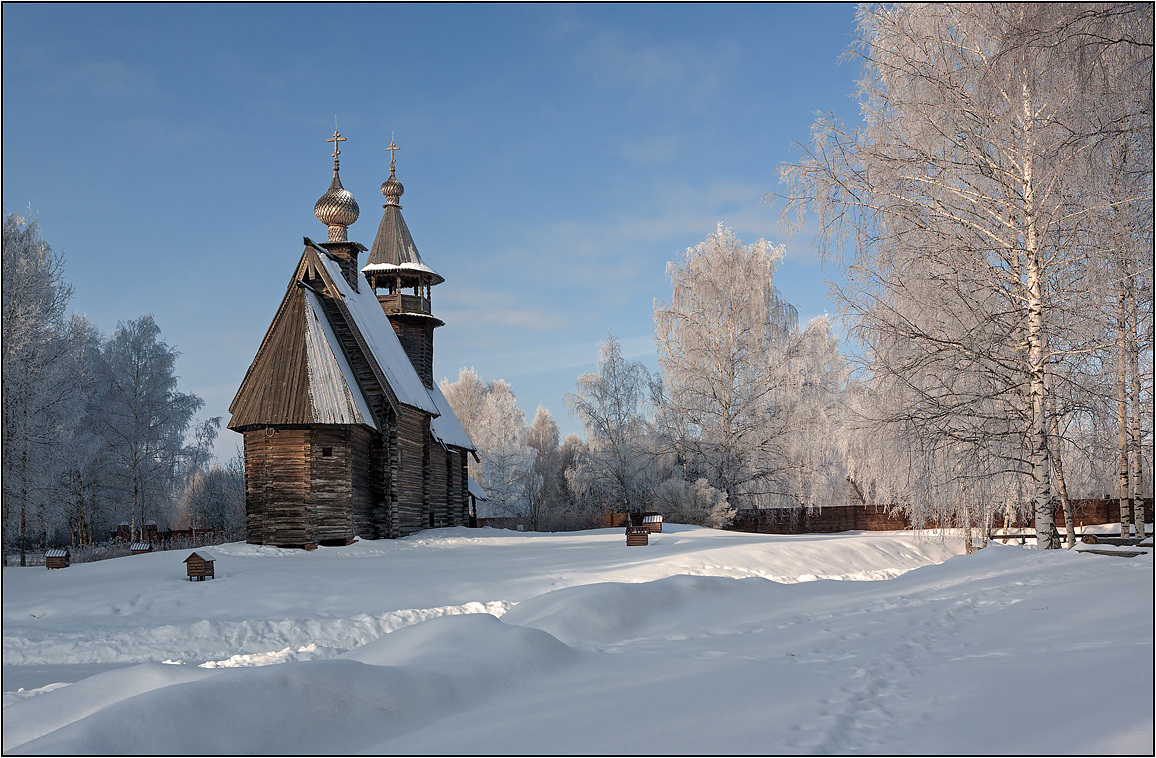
3, 526, 1152, 754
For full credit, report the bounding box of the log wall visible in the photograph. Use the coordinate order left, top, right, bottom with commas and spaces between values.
457, 449, 470, 525
350, 425, 387, 539
396, 407, 429, 535
389, 317, 435, 388
244, 429, 310, 546
429, 444, 449, 528
309, 427, 354, 545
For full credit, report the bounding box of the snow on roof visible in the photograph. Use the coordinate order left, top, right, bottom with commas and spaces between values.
360, 260, 443, 280
45, 548, 69, 557
429, 383, 475, 451
185, 550, 217, 562
315, 252, 438, 415
468, 476, 488, 501
303, 289, 377, 429
130, 542, 151, 551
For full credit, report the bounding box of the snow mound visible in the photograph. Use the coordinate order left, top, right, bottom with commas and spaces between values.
3, 601, 512, 666
342, 612, 579, 677
502, 573, 754, 646
7, 616, 581, 756
2, 663, 213, 753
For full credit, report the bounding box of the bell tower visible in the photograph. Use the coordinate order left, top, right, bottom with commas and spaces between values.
361, 139, 444, 388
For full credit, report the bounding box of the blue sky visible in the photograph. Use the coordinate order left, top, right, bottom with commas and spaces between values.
2, 3, 863, 459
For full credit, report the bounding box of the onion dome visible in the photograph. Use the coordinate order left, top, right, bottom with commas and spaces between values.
381, 170, 404, 206
315, 130, 360, 243
381, 139, 404, 207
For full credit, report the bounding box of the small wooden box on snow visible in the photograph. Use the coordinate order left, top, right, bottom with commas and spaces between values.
131, 542, 152, 555
626, 526, 649, 546
45, 548, 70, 569
642, 514, 663, 533
184, 550, 217, 581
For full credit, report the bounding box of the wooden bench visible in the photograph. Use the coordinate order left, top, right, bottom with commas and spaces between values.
1081, 535, 1145, 547
1076, 548, 1146, 558
992, 532, 1034, 543
184, 551, 217, 581
626, 526, 649, 546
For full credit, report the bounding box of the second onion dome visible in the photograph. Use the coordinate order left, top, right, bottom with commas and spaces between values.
315, 130, 359, 242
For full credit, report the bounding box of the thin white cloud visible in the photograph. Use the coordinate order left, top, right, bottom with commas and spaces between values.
438, 283, 572, 332
541, 12, 741, 112
38, 58, 160, 101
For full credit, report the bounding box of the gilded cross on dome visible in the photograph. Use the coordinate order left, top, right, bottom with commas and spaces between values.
386, 136, 400, 171
327, 128, 347, 168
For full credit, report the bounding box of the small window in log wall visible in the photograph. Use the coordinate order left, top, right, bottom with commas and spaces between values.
322, 447, 333, 457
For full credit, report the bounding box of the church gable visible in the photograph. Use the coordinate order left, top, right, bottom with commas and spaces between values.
228, 282, 313, 430
227, 248, 380, 432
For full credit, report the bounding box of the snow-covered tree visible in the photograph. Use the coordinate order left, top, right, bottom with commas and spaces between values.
777, 3, 1153, 547
94, 315, 202, 540
2, 213, 88, 564
474, 380, 537, 519
440, 371, 537, 520
653, 476, 734, 529
565, 335, 658, 514
439, 367, 487, 446
524, 406, 570, 531
182, 454, 245, 533
654, 225, 847, 510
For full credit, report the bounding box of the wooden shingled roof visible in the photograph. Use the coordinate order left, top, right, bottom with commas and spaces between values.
228, 281, 315, 429
362, 204, 444, 284
229, 241, 445, 433
230, 245, 384, 431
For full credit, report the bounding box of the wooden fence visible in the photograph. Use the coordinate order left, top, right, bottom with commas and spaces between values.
729, 498, 1153, 536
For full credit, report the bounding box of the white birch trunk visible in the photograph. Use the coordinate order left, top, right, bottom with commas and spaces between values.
1023, 82, 1056, 549
1046, 375, 1076, 547
1127, 276, 1145, 539
1116, 285, 1131, 537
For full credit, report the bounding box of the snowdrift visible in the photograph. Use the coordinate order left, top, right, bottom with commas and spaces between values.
3, 526, 1152, 754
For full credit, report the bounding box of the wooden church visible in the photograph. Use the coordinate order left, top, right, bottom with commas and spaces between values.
228, 133, 476, 547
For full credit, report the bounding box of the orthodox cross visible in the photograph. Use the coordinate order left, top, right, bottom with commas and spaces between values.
327, 129, 346, 164
386, 136, 400, 171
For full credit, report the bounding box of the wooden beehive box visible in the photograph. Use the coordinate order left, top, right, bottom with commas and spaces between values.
626, 526, 649, 546
642, 514, 663, 533
45, 548, 70, 569
184, 550, 217, 581
130, 542, 152, 555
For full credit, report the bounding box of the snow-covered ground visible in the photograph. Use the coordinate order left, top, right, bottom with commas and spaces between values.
3, 525, 1152, 755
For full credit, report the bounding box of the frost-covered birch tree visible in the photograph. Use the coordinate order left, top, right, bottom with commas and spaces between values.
654, 225, 847, 510
524, 406, 570, 530
473, 380, 537, 519
441, 371, 538, 520
439, 367, 487, 446
565, 335, 658, 514
2, 213, 89, 564
94, 316, 202, 540
777, 3, 1152, 547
